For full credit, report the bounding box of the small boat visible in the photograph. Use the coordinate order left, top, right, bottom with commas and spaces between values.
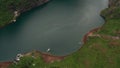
46, 48, 51, 52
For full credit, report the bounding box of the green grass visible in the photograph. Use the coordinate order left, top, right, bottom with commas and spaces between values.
98, 19, 120, 36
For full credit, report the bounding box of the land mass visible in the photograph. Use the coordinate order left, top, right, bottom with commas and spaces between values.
0, 0, 49, 27
0, 0, 120, 68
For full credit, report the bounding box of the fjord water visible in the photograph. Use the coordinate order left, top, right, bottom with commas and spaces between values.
0, 0, 108, 61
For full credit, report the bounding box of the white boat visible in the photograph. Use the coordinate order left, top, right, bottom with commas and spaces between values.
46, 48, 51, 52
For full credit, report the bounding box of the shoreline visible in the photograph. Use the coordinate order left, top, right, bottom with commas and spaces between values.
0, 26, 103, 67
82, 27, 101, 43
22, 50, 65, 63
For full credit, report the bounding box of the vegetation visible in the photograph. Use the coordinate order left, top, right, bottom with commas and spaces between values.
0, 0, 47, 27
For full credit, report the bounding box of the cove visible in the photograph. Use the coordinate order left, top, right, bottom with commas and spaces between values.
0, 0, 108, 61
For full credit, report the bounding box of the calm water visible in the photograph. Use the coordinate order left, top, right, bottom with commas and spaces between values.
0, 0, 108, 61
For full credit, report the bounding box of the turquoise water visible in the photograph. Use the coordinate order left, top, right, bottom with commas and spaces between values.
0, 0, 108, 61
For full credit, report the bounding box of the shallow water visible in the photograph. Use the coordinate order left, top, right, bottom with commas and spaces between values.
0, 0, 108, 61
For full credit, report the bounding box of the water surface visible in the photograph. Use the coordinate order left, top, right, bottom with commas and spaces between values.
0, 0, 108, 61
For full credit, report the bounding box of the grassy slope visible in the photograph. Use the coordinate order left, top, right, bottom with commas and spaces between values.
0, 0, 47, 27
0, 0, 119, 68
0, 0, 31, 26
0, 0, 13, 26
